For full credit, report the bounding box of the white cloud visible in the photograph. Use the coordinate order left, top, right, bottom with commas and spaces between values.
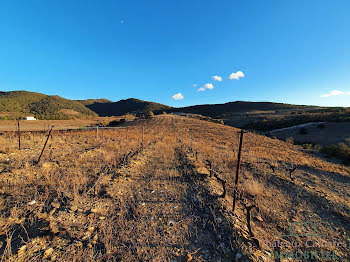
198, 83, 214, 92
212, 75, 223, 82
204, 83, 214, 89
320, 90, 345, 98
229, 71, 245, 80
193, 84, 198, 87
171, 93, 184, 100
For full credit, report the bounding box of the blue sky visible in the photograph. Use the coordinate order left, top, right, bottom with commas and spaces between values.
0, 0, 349, 107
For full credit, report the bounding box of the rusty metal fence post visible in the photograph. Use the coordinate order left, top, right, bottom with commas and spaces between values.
232, 129, 245, 213
17, 119, 21, 150
141, 124, 144, 150
36, 126, 54, 164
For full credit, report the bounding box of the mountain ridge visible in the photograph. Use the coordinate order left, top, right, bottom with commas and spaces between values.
0, 90, 344, 121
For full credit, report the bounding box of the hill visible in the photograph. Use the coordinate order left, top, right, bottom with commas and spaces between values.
85, 98, 171, 116
173, 101, 312, 117
0, 91, 97, 120
1, 90, 348, 131
0, 115, 348, 261
0, 91, 171, 119
75, 98, 112, 106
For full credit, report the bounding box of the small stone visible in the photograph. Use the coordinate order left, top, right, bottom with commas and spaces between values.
28, 200, 36, 205
91, 208, 98, 213
187, 253, 193, 261
88, 226, 95, 233
99, 216, 106, 220
70, 205, 78, 212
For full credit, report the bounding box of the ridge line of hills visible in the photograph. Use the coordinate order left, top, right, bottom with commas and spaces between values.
0, 90, 329, 117
0, 90, 349, 131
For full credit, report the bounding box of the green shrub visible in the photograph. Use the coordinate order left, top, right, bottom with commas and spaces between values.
302, 143, 313, 150
321, 143, 350, 164
143, 110, 154, 119
108, 120, 120, 126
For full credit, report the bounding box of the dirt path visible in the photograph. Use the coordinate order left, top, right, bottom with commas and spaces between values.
106, 133, 248, 261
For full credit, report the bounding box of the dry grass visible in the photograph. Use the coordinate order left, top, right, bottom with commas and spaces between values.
0, 115, 349, 261
0, 117, 121, 132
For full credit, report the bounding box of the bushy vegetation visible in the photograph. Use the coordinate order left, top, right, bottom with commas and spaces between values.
108, 118, 127, 126
75, 98, 112, 106
29, 96, 96, 117
244, 111, 350, 131
86, 98, 171, 116
0, 91, 97, 120
176, 113, 224, 124
172, 101, 308, 118
143, 110, 154, 119
321, 143, 350, 164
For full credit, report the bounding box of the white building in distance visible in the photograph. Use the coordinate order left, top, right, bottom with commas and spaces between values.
25, 116, 36, 120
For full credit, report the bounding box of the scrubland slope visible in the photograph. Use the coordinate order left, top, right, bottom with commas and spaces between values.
0, 115, 348, 261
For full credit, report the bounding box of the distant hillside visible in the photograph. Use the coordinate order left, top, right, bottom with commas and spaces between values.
0, 91, 97, 120
75, 98, 112, 106
173, 101, 313, 118
1, 90, 346, 129
86, 98, 172, 116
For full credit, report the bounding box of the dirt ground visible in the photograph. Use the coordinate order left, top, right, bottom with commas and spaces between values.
0, 115, 349, 261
